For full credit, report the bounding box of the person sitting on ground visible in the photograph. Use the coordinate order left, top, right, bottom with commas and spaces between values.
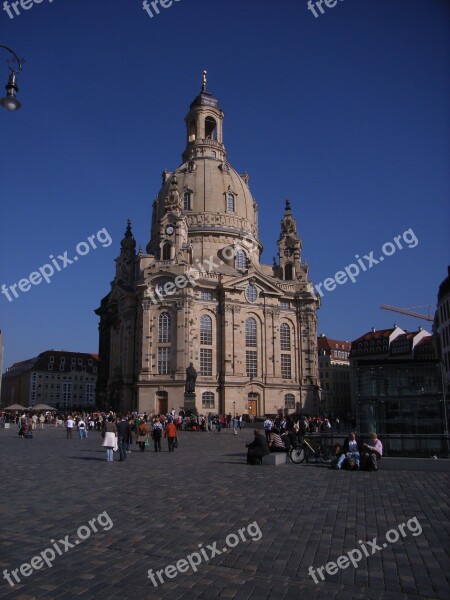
268, 427, 287, 453
330, 442, 342, 468
246, 429, 270, 465
361, 432, 383, 471
335, 431, 360, 470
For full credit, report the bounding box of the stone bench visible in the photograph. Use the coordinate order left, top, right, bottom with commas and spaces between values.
262, 452, 288, 465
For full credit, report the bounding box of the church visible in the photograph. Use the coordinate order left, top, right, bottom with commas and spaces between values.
96, 75, 321, 418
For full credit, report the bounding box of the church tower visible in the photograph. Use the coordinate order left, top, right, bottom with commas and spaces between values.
96, 75, 320, 416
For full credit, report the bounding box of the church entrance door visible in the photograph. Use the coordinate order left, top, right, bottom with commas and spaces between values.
247, 393, 259, 418
157, 391, 168, 415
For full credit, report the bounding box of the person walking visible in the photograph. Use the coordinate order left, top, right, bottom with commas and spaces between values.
126, 417, 133, 453
39, 414, 45, 430
137, 419, 149, 452
116, 416, 131, 461
152, 420, 163, 452
165, 420, 177, 452
66, 416, 74, 439
102, 417, 117, 462
78, 418, 87, 439
263, 417, 273, 442
232, 416, 239, 435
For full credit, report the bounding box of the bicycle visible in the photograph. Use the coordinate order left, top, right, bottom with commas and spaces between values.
289, 435, 327, 464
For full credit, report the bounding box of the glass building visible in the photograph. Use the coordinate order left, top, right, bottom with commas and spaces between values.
351, 328, 449, 456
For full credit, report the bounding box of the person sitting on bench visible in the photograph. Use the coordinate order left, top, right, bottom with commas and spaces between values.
246, 430, 270, 465
268, 427, 287, 453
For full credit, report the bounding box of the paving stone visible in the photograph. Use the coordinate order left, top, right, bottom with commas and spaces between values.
0, 426, 449, 599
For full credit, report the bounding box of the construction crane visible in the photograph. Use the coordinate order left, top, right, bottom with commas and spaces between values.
380, 304, 434, 322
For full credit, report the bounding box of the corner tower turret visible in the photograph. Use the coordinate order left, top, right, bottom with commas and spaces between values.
277, 199, 303, 281
114, 219, 136, 287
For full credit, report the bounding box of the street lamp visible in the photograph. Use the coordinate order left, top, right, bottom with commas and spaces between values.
233, 401, 236, 417
0, 45, 24, 112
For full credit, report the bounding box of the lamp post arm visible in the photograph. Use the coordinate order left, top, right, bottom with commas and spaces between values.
0, 45, 24, 72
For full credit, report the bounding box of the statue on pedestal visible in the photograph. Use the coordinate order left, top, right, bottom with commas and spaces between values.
185, 363, 197, 394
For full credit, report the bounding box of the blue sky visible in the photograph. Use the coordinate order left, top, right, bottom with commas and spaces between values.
0, 0, 448, 369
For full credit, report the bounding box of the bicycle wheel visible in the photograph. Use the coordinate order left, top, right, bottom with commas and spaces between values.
290, 445, 306, 463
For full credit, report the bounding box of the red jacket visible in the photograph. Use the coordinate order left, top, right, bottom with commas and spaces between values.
165, 423, 177, 438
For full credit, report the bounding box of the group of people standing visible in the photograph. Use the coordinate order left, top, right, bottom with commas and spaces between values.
101, 415, 179, 461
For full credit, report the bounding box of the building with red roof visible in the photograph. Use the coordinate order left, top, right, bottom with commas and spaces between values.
317, 334, 351, 417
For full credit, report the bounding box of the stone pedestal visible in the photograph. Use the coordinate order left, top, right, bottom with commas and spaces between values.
183, 392, 197, 414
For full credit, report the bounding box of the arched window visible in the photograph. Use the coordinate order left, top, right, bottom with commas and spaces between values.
183, 191, 192, 211
205, 116, 217, 140
202, 392, 215, 409
246, 283, 257, 303
281, 355, 292, 378
285, 263, 293, 280
280, 323, 291, 351
200, 315, 212, 345
188, 119, 196, 142
158, 312, 171, 343
235, 249, 247, 270
245, 317, 257, 347
162, 243, 171, 260
226, 192, 235, 212
284, 394, 295, 409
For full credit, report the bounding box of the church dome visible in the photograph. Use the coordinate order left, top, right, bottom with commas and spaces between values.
147, 74, 261, 258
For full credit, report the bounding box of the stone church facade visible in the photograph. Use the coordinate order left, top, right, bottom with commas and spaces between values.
96, 78, 320, 417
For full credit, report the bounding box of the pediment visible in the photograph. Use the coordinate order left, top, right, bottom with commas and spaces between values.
221, 272, 284, 297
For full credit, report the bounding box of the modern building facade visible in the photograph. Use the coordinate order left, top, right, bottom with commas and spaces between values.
1, 350, 98, 409
317, 334, 351, 417
437, 266, 450, 394
0, 330, 3, 401
96, 77, 321, 417
350, 326, 448, 456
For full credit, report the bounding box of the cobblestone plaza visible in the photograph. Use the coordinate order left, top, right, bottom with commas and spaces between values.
0, 426, 449, 599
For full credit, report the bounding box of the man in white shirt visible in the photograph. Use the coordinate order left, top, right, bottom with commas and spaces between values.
66, 416, 74, 439
78, 418, 87, 439
263, 418, 273, 442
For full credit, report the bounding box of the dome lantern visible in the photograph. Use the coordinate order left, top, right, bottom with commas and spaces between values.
182, 70, 226, 163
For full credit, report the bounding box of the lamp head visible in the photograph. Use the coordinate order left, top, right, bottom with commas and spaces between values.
1, 71, 21, 111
